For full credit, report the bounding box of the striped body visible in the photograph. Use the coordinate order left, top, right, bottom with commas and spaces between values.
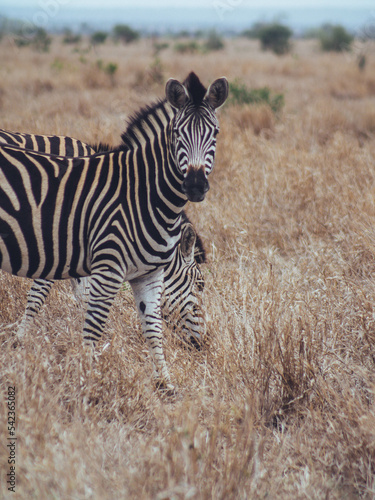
0, 129, 95, 156
0, 72, 228, 390
0, 128, 207, 346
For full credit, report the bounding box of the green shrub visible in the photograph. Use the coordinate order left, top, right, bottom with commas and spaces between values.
14, 37, 31, 48
51, 57, 64, 72
153, 41, 169, 57
91, 31, 108, 45
95, 60, 118, 86
318, 24, 354, 52
242, 22, 267, 40
357, 54, 366, 71
113, 24, 139, 44
63, 29, 81, 45
174, 41, 199, 54
229, 79, 284, 113
204, 29, 225, 51
148, 57, 164, 84
14, 28, 51, 52
104, 62, 118, 85
258, 23, 292, 55
34, 28, 51, 52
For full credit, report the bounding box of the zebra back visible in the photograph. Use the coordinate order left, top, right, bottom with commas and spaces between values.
0, 129, 96, 156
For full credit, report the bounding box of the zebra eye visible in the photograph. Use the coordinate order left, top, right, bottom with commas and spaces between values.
214, 128, 219, 138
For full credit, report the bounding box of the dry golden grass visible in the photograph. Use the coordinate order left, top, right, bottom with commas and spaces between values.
1, 35, 375, 499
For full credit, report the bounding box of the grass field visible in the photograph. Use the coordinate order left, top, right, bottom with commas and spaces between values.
1, 35, 375, 499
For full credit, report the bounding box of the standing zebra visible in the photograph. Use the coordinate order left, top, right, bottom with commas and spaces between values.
0, 72, 228, 390
0, 128, 207, 347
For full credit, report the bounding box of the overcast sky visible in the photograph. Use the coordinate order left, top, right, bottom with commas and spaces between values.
2, 0, 374, 33
5, 0, 375, 8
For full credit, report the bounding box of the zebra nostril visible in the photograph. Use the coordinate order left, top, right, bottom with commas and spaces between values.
183, 167, 209, 201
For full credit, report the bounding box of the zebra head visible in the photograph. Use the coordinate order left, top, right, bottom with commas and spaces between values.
166, 72, 229, 203
161, 221, 207, 348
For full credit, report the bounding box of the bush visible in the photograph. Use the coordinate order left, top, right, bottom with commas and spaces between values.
95, 59, 118, 85
174, 41, 199, 54
91, 31, 108, 45
319, 24, 354, 52
148, 57, 164, 85
258, 23, 292, 55
204, 29, 225, 51
242, 22, 267, 40
63, 29, 81, 45
14, 28, 51, 52
51, 58, 64, 72
104, 62, 118, 86
229, 79, 284, 114
153, 41, 169, 57
113, 24, 139, 44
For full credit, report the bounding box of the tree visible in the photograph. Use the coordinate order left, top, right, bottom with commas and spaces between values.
258, 23, 292, 55
113, 24, 139, 44
204, 29, 225, 51
319, 24, 353, 52
90, 31, 108, 45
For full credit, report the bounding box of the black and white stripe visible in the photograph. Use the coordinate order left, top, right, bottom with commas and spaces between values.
0, 128, 207, 347
0, 129, 95, 156
0, 72, 228, 390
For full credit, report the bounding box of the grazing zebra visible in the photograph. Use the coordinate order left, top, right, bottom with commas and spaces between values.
0, 72, 228, 390
0, 128, 207, 347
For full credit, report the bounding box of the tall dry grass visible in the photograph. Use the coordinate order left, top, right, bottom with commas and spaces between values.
1, 35, 375, 499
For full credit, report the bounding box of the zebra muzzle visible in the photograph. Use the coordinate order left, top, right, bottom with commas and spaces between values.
182, 166, 210, 202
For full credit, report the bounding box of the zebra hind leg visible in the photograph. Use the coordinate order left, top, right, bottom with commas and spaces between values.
82, 271, 124, 349
79, 269, 126, 408
17, 279, 55, 338
130, 270, 175, 395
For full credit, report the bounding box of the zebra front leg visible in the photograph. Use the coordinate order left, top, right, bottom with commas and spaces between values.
130, 269, 174, 393
17, 279, 54, 338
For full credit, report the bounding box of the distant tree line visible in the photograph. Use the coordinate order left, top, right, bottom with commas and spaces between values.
242, 21, 356, 55
0, 13, 362, 58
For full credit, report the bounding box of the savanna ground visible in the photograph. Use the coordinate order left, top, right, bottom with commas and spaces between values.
1, 34, 375, 499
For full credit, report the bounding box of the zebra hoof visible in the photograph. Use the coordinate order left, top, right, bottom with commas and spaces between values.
11, 338, 21, 349
156, 380, 176, 398
187, 336, 202, 350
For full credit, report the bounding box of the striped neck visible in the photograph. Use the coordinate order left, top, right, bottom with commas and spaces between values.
119, 99, 187, 227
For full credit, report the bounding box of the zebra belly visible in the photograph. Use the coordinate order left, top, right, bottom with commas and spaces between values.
0, 217, 178, 281
0, 221, 89, 280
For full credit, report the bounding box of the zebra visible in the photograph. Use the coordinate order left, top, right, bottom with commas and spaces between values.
0, 128, 207, 347
0, 72, 228, 391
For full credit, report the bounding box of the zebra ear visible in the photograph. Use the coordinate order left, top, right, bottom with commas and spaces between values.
180, 223, 196, 261
166, 79, 189, 110
205, 77, 229, 109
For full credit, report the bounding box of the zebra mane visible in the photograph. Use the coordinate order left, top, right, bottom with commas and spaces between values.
118, 73, 208, 150
119, 99, 171, 150
183, 72, 207, 106
90, 142, 119, 153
